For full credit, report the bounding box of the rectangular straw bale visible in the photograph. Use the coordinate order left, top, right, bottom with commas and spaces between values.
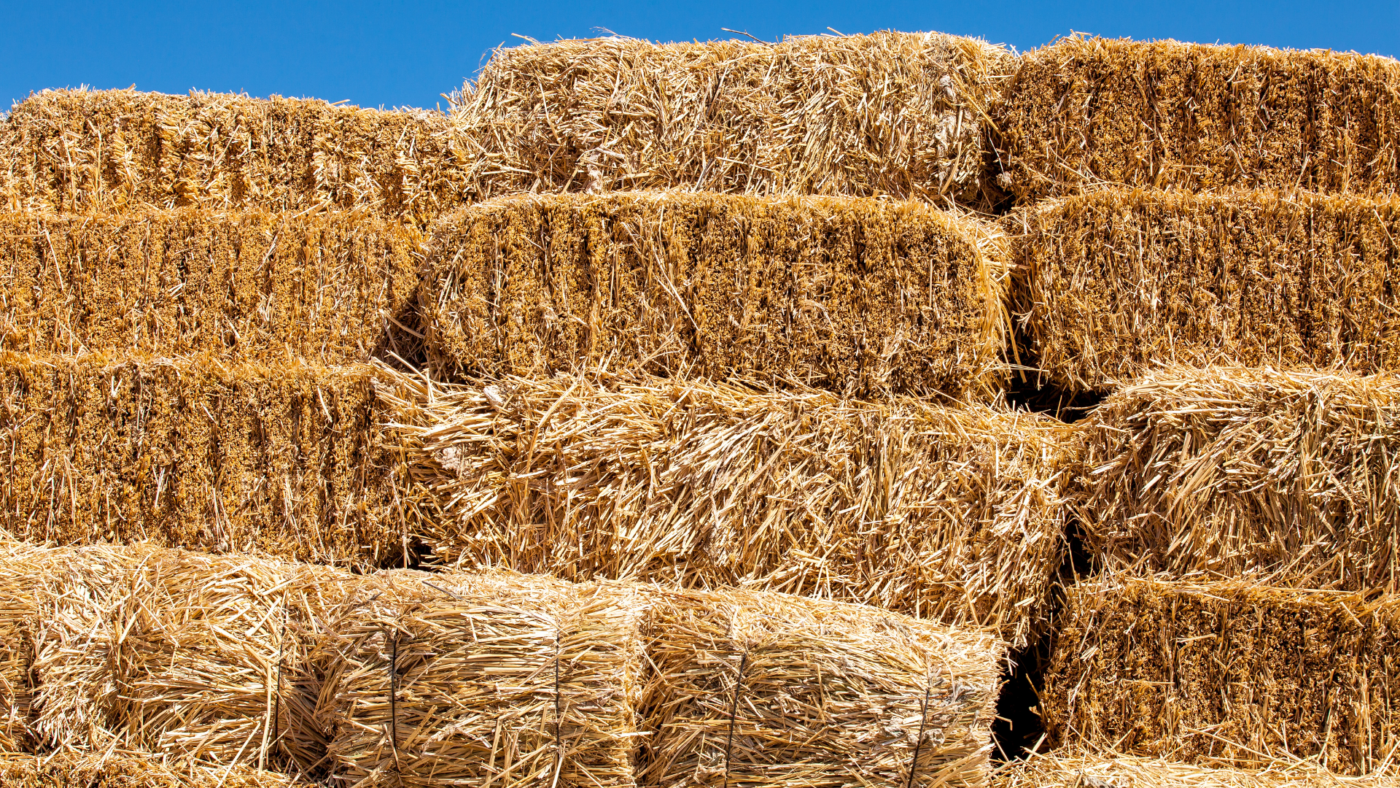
1042, 576, 1400, 776
994, 751, 1387, 788
305, 569, 645, 788
0, 208, 422, 363
993, 36, 1400, 201
1012, 189, 1400, 391
454, 32, 1014, 206
0, 353, 414, 568
0, 88, 471, 226
24, 544, 353, 773
377, 369, 1068, 649
421, 191, 1009, 400
638, 586, 1004, 788
0, 753, 307, 787
1072, 366, 1400, 590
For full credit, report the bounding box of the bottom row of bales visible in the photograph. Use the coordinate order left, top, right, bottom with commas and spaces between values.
0, 542, 1002, 788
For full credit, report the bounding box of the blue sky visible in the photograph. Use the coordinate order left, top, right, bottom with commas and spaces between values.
4, 0, 1398, 112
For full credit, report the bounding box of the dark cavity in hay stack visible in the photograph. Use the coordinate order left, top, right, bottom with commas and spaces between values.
1073, 366, 1400, 591
453, 32, 1013, 207
0, 208, 422, 364
993, 36, 1400, 202
1011, 189, 1400, 392
1041, 575, 1400, 776
0, 88, 471, 226
420, 191, 1009, 400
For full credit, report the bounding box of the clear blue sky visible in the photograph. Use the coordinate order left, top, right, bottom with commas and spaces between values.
4, 0, 1398, 113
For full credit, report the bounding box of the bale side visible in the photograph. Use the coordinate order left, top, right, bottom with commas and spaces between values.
638, 587, 1004, 788
1042, 577, 1400, 776
307, 570, 645, 788
1072, 366, 1400, 590
0, 753, 306, 787
0, 209, 423, 363
993, 36, 1400, 201
0, 89, 471, 226
1013, 190, 1400, 391
454, 32, 1014, 206
421, 191, 1009, 400
0, 353, 414, 568
994, 751, 1386, 788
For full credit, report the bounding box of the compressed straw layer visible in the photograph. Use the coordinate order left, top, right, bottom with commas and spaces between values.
0, 753, 306, 787
995, 751, 1388, 788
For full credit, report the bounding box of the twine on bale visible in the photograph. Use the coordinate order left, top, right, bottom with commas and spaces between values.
387, 630, 403, 776
906, 674, 935, 788
721, 651, 749, 788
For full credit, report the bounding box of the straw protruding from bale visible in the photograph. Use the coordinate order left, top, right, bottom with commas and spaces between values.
1042, 576, 1400, 776
377, 367, 1067, 649
0, 209, 422, 363
420, 191, 1009, 400
0, 353, 415, 568
994, 750, 1390, 788
453, 32, 1014, 206
994, 36, 1400, 201
638, 586, 1004, 788
1012, 189, 1400, 392
0, 753, 308, 787
0, 88, 470, 225
1073, 366, 1400, 590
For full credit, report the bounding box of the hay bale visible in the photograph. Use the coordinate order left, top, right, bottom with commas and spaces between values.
0, 353, 415, 568
420, 191, 1009, 400
994, 751, 1386, 788
305, 569, 646, 788
377, 368, 1068, 649
0, 88, 470, 225
993, 36, 1400, 201
1012, 190, 1400, 392
0, 208, 422, 363
637, 586, 1003, 788
453, 32, 1013, 206
1041, 576, 1400, 776
1072, 366, 1400, 590
0, 753, 306, 787
0, 541, 46, 752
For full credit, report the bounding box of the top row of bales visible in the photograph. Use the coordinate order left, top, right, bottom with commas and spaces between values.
2, 33, 1398, 223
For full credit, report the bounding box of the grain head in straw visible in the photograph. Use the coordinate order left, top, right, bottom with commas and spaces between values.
420, 191, 1010, 400
993, 36, 1400, 201
994, 750, 1392, 788
1011, 189, 1400, 392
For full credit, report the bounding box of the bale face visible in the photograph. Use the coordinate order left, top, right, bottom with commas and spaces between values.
0, 753, 306, 787
378, 369, 1066, 649
306, 570, 645, 788
994, 751, 1384, 788
0, 88, 470, 225
0, 353, 413, 567
638, 587, 1003, 788
994, 36, 1400, 201
453, 32, 1013, 206
1073, 366, 1400, 591
421, 192, 1008, 399
1042, 577, 1400, 776
1013, 190, 1400, 391
0, 209, 423, 363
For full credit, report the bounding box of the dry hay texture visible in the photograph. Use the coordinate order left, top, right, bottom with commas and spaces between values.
0, 753, 305, 787
1041, 576, 1400, 776
453, 32, 1014, 206
993, 36, 1400, 201
0, 353, 416, 568
421, 192, 1009, 400
637, 586, 1003, 788
994, 751, 1390, 788
1012, 189, 1400, 392
1073, 366, 1400, 591
0, 208, 422, 363
0, 88, 471, 226
377, 368, 1067, 650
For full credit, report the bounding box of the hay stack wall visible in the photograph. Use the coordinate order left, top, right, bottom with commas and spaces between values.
994, 36, 1400, 201
421, 192, 1009, 400
1012, 189, 1400, 392
0, 353, 416, 568
1042, 576, 1400, 776
0, 88, 470, 225
0, 209, 422, 363
995, 751, 1388, 788
1072, 366, 1400, 590
378, 369, 1067, 649
454, 32, 1014, 206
